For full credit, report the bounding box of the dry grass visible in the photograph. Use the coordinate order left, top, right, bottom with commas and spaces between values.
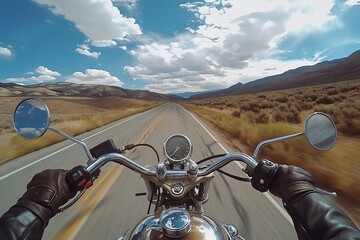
182, 79, 360, 225
0, 97, 161, 164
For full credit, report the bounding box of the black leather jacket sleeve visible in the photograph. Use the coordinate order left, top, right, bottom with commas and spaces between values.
285, 191, 360, 240
0, 206, 45, 240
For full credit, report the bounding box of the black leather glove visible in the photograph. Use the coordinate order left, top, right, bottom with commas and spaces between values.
15, 169, 77, 224
269, 165, 317, 204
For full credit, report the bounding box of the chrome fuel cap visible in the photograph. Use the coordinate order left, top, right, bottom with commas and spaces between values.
159, 208, 191, 238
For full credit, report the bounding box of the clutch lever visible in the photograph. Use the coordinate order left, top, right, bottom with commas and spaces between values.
316, 187, 337, 197
59, 189, 87, 212
59, 165, 98, 212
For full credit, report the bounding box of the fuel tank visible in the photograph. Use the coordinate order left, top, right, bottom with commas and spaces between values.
120, 208, 242, 239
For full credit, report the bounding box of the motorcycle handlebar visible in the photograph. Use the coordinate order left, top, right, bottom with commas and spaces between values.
85, 152, 258, 178
198, 153, 257, 176
86, 153, 156, 176
84, 152, 336, 197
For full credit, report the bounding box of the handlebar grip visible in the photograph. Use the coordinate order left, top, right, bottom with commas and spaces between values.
66, 165, 93, 191
251, 160, 278, 192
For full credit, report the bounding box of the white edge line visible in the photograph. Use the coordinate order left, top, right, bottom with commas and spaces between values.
264, 192, 293, 225
180, 104, 294, 225
0, 105, 161, 181
0, 144, 75, 181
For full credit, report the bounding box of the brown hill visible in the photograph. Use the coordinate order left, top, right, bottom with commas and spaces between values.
0, 82, 182, 100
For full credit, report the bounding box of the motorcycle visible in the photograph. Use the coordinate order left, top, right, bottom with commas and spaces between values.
12, 98, 338, 239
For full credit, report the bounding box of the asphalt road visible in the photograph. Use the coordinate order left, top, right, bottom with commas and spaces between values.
0, 102, 297, 239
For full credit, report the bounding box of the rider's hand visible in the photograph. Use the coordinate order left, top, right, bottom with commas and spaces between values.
269, 165, 317, 204
15, 169, 77, 224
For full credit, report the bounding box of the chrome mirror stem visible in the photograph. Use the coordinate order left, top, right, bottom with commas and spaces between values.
49, 127, 94, 162
252, 132, 304, 160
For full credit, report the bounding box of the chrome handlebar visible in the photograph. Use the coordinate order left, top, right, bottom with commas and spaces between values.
86, 153, 156, 176
84, 151, 336, 197
198, 153, 257, 176
85, 152, 258, 178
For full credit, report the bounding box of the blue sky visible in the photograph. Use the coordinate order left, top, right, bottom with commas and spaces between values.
1, 0, 359, 94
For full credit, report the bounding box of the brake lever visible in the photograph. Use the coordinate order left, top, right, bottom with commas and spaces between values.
316, 187, 337, 197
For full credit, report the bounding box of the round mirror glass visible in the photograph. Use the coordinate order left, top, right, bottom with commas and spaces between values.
13, 98, 50, 139
304, 112, 337, 151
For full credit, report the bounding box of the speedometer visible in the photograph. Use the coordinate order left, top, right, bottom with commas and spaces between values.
164, 134, 192, 163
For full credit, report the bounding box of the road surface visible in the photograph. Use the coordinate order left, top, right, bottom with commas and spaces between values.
0, 102, 297, 239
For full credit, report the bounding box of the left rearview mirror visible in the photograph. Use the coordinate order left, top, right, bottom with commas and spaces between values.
13, 98, 50, 139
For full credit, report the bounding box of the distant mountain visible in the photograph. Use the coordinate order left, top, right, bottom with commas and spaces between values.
0, 82, 17, 87
0, 82, 183, 100
173, 89, 219, 98
191, 50, 360, 98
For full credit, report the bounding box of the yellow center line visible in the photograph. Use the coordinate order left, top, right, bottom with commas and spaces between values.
53, 105, 169, 239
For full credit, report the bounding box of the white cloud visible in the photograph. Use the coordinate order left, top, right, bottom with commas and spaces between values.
119, 45, 128, 50
312, 50, 329, 62
76, 44, 101, 58
112, 0, 138, 9
124, 0, 337, 93
18, 127, 43, 138
91, 40, 117, 47
66, 69, 124, 86
36, 75, 57, 81
345, 0, 360, 6
35, 66, 61, 76
34, 0, 142, 44
0, 46, 11, 57
6, 66, 61, 84
7, 75, 56, 84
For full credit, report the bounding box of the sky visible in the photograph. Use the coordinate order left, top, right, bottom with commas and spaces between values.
1, 0, 360, 94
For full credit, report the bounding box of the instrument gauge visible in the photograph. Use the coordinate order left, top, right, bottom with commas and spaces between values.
164, 134, 192, 163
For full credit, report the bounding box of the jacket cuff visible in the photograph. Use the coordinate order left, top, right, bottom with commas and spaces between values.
282, 181, 317, 204
14, 197, 52, 225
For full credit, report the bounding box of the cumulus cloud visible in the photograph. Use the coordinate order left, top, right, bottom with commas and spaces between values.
91, 40, 117, 48
34, 0, 142, 46
76, 44, 101, 58
18, 128, 44, 138
119, 45, 128, 50
66, 69, 124, 86
0, 46, 12, 57
345, 0, 360, 6
124, 0, 338, 93
113, 0, 138, 9
6, 66, 61, 84
35, 66, 60, 76
7, 75, 56, 84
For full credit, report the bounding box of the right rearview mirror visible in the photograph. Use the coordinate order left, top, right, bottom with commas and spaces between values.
253, 112, 337, 160
304, 112, 337, 151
